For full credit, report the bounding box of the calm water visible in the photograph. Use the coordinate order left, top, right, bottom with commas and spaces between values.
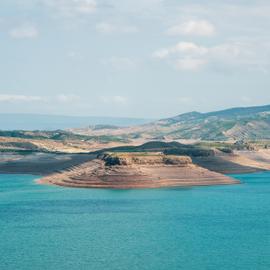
0, 173, 270, 270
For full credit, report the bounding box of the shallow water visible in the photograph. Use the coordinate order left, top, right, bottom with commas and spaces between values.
0, 173, 270, 270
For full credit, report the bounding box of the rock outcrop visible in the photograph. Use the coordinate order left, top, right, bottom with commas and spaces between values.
99, 152, 192, 166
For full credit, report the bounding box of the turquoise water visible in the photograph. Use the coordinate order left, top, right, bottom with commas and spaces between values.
0, 173, 270, 270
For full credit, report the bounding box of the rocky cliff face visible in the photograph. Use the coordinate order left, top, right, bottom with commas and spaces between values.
99, 152, 192, 166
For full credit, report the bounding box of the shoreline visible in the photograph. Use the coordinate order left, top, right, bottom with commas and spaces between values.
36, 178, 240, 190
2, 149, 270, 189
0, 165, 266, 177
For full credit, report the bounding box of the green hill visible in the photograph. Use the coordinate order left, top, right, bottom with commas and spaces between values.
73, 104, 270, 141
154, 105, 270, 140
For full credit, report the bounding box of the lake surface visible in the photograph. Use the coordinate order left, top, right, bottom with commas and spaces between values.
0, 173, 269, 270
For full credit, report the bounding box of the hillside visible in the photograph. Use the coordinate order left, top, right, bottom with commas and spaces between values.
0, 130, 131, 154
72, 104, 270, 141
94, 141, 216, 157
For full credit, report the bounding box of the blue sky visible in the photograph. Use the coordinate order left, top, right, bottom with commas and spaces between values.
0, 0, 270, 118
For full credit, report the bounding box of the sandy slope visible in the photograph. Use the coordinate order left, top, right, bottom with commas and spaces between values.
193, 150, 270, 174
0, 153, 95, 175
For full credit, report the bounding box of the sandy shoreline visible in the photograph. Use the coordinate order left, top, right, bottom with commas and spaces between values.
0, 153, 95, 175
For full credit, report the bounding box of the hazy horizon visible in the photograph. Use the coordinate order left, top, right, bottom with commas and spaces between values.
1, 102, 270, 119
1, 0, 270, 118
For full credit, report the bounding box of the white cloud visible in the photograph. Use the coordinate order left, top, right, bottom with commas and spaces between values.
0, 95, 45, 102
153, 42, 208, 59
43, 0, 97, 15
9, 25, 39, 39
167, 20, 215, 36
153, 42, 208, 72
153, 40, 270, 72
96, 22, 138, 34
173, 42, 208, 55
100, 95, 128, 105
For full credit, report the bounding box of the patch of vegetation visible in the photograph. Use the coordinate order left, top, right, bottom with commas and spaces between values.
87, 135, 130, 143
0, 130, 129, 143
0, 141, 40, 150
91, 125, 119, 130
216, 147, 234, 154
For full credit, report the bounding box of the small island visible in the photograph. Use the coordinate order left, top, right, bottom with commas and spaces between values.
38, 152, 239, 189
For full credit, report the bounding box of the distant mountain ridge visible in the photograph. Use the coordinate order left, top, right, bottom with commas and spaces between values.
73, 104, 270, 141
162, 104, 270, 123
205, 104, 270, 118
154, 104, 270, 140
